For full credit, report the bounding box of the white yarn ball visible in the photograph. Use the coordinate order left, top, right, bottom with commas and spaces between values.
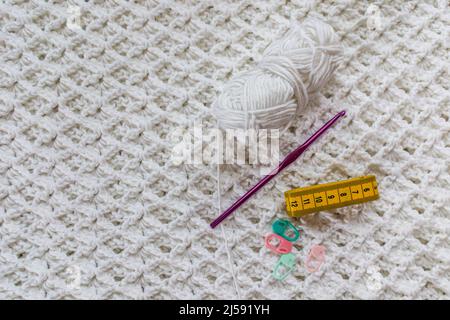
213, 19, 343, 131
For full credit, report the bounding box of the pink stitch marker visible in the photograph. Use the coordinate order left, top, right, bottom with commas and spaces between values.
210, 111, 346, 228
306, 245, 326, 272
265, 233, 293, 254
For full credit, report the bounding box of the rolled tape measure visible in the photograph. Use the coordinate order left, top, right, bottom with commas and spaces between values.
285, 175, 379, 217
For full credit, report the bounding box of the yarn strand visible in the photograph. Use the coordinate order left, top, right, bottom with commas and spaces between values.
217, 138, 241, 299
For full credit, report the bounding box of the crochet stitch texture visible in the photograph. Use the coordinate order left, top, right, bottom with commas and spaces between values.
0, 0, 449, 299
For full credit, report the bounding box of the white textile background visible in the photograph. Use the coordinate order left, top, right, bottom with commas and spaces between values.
0, 0, 449, 299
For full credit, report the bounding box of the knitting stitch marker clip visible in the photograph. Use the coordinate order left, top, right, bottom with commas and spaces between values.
265, 233, 293, 254
272, 253, 296, 281
272, 219, 300, 242
306, 245, 326, 273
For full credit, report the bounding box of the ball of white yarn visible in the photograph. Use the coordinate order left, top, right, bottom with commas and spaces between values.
213, 19, 343, 131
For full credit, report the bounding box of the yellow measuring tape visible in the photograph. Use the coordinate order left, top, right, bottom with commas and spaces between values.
285, 175, 379, 217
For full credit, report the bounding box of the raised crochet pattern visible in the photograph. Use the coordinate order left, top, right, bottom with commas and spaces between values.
0, 0, 449, 299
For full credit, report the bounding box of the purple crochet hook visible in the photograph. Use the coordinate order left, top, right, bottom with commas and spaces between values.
210, 110, 346, 229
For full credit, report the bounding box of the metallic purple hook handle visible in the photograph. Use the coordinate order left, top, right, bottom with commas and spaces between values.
210, 110, 346, 229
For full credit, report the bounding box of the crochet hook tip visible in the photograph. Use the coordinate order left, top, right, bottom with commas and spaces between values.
338, 110, 346, 117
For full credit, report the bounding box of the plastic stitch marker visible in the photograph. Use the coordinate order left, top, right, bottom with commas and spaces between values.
272, 253, 296, 281
210, 111, 346, 228
306, 245, 326, 273
272, 219, 300, 242
265, 233, 293, 254
285, 175, 379, 217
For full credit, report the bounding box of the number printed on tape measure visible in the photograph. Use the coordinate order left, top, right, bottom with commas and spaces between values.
326, 189, 339, 205
362, 182, 374, 197
314, 191, 327, 207
301, 194, 315, 209
350, 185, 363, 200
285, 175, 379, 217
373, 181, 379, 195
338, 187, 351, 202
290, 197, 302, 210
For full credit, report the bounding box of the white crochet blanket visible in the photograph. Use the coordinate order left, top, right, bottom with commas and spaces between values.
0, 0, 449, 299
